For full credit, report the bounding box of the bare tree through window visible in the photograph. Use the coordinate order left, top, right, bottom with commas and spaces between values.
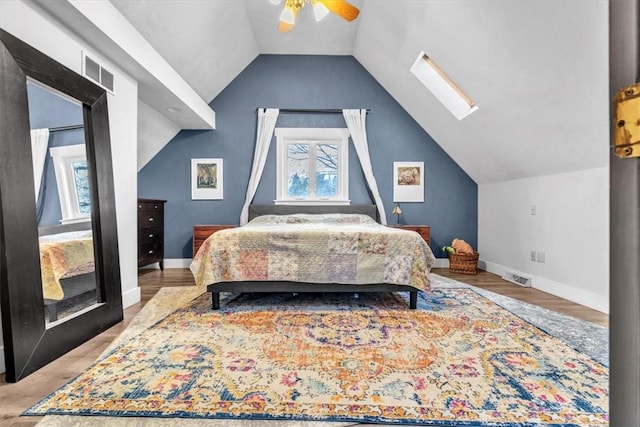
287, 143, 338, 197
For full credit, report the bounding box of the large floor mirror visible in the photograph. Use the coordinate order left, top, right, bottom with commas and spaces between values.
0, 29, 123, 382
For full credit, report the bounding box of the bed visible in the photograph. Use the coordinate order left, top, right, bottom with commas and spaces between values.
190, 205, 435, 309
39, 222, 97, 321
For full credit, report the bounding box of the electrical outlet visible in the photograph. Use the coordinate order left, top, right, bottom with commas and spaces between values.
530, 205, 537, 215
530, 251, 537, 261
537, 251, 545, 263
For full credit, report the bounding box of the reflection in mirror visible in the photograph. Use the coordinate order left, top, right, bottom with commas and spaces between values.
26, 81, 99, 327
1, 28, 122, 382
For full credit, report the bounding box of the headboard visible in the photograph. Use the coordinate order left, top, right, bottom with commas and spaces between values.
248, 205, 379, 222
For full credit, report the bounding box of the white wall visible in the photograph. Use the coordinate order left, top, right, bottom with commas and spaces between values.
478, 167, 609, 313
137, 100, 180, 171
0, 0, 140, 373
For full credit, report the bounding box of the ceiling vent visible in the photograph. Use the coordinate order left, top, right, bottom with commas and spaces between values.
82, 52, 114, 93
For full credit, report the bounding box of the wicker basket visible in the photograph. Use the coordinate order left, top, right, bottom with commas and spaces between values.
449, 252, 480, 275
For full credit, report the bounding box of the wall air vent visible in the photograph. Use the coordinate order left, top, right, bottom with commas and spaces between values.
82, 52, 114, 93
502, 271, 532, 288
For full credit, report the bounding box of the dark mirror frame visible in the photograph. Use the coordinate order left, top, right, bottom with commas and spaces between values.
0, 29, 123, 382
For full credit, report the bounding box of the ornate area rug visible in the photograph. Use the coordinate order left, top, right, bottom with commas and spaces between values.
26, 288, 608, 426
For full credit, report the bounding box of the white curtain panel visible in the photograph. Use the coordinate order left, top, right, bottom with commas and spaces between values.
30, 128, 50, 200
342, 109, 387, 225
240, 108, 279, 225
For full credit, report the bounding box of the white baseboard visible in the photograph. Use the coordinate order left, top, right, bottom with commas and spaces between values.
139, 263, 162, 270
122, 286, 141, 309
163, 259, 192, 269
432, 258, 449, 268
139, 259, 192, 269
481, 259, 609, 314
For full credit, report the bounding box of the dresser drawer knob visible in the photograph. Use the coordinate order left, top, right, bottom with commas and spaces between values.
138, 205, 142, 209
148, 217, 154, 222
154, 205, 159, 209
148, 250, 154, 254
148, 233, 154, 238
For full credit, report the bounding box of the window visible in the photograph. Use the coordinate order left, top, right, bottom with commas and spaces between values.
275, 127, 350, 205
49, 144, 91, 223
410, 51, 478, 120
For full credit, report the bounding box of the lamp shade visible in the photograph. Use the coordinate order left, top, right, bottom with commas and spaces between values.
280, 7, 295, 24
313, 2, 330, 21
392, 205, 402, 215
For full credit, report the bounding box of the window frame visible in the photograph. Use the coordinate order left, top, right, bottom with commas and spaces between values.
275, 127, 350, 205
49, 143, 91, 224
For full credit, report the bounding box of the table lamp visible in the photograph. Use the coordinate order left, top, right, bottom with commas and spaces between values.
392, 203, 402, 224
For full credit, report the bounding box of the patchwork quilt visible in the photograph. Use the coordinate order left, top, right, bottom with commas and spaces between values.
39, 230, 95, 300
190, 214, 434, 291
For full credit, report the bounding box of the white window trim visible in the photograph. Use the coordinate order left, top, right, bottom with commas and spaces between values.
274, 127, 350, 205
49, 144, 91, 224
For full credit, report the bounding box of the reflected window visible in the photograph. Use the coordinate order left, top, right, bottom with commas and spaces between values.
50, 144, 91, 223
72, 161, 91, 214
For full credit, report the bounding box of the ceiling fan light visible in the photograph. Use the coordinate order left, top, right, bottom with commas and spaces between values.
280, 7, 295, 25
313, 2, 330, 21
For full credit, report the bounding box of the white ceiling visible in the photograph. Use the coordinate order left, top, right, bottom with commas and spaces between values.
111, 0, 609, 184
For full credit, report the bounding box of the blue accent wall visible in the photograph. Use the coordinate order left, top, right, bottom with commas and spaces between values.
27, 83, 85, 227
138, 55, 477, 258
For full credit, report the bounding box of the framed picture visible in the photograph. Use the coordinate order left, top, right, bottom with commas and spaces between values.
191, 158, 223, 200
393, 161, 424, 202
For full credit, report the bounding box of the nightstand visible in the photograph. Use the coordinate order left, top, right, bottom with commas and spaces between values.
390, 225, 430, 245
193, 225, 237, 256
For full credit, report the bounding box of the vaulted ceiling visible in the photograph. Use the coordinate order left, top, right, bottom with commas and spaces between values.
38, 0, 610, 184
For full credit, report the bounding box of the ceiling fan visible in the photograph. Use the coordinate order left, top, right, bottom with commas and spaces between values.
271, 0, 360, 32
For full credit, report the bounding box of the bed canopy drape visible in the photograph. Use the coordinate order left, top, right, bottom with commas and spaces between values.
30, 128, 49, 201
240, 108, 279, 225
342, 108, 387, 225
240, 108, 386, 225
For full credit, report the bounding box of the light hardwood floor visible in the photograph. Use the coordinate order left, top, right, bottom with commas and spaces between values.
0, 268, 608, 426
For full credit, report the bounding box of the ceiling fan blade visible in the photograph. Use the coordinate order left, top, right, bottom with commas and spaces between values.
318, 0, 360, 22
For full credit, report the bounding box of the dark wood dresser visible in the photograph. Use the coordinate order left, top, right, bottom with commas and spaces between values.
193, 225, 237, 256
390, 225, 430, 245
138, 198, 166, 269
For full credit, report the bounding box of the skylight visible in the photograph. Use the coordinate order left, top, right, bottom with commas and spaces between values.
410, 52, 478, 120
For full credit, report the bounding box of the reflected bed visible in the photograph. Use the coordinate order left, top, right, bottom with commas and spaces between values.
39, 222, 96, 321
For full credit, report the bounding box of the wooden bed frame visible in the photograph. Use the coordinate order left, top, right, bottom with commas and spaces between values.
205, 204, 420, 310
